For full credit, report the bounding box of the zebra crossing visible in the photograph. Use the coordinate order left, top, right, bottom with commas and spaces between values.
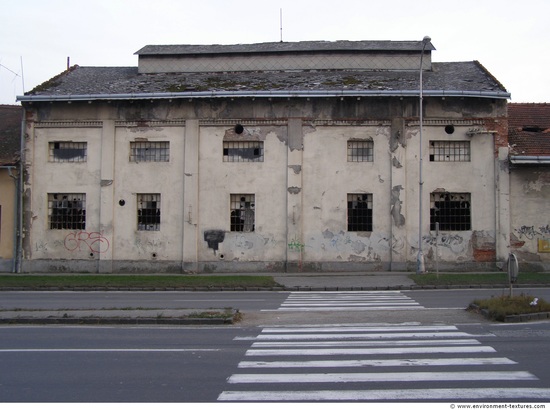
218, 323, 550, 402
266, 290, 424, 311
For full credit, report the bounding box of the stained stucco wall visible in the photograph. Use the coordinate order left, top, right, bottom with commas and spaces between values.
509, 168, 550, 270
20, 97, 508, 272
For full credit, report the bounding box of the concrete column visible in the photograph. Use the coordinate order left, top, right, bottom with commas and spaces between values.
98, 120, 115, 273
496, 146, 511, 265
286, 118, 304, 272
182, 119, 199, 272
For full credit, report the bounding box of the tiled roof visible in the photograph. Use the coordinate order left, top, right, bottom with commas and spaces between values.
21, 61, 508, 101
0, 105, 21, 165
508, 103, 550, 156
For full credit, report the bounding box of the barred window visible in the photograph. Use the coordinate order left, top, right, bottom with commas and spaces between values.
130, 142, 170, 162
223, 141, 264, 162
137, 194, 161, 231
230, 194, 255, 232
347, 140, 373, 162
429, 141, 470, 162
48, 193, 86, 230
347, 193, 373, 232
430, 192, 471, 231
49, 142, 87, 163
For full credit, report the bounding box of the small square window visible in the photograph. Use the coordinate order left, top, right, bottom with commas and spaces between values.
347, 140, 373, 162
230, 194, 255, 232
48, 193, 86, 230
223, 141, 264, 162
430, 192, 471, 231
49, 142, 87, 163
130, 142, 170, 162
137, 193, 161, 231
429, 141, 470, 162
347, 193, 373, 231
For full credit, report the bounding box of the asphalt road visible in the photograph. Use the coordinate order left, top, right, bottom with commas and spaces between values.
1, 288, 550, 402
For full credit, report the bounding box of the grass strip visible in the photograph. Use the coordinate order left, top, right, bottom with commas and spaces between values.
409, 272, 550, 286
0, 275, 280, 289
471, 294, 550, 321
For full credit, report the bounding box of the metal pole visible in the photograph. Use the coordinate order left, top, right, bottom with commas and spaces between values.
416, 36, 431, 274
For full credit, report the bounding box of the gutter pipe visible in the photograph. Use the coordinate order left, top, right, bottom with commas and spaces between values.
17, 89, 511, 103
510, 156, 550, 165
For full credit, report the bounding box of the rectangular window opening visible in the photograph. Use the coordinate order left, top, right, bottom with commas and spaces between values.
137, 193, 161, 231
223, 141, 264, 162
49, 142, 87, 163
347, 140, 374, 162
430, 192, 471, 231
230, 194, 255, 232
130, 142, 170, 162
347, 193, 373, 232
48, 193, 86, 230
429, 141, 470, 162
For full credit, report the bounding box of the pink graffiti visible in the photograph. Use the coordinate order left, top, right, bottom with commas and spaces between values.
64, 231, 110, 253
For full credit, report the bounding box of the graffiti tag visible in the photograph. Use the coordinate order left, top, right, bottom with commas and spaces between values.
64, 231, 110, 253
288, 238, 305, 252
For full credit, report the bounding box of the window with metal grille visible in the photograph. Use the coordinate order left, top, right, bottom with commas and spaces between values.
48, 193, 86, 230
230, 194, 255, 232
137, 194, 161, 231
430, 192, 471, 231
130, 142, 170, 162
49, 142, 87, 163
347, 140, 373, 162
223, 141, 264, 162
347, 193, 373, 231
429, 141, 470, 162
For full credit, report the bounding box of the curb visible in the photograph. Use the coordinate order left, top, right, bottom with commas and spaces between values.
468, 303, 550, 323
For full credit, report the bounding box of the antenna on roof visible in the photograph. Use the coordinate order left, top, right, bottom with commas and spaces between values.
280, 8, 283, 42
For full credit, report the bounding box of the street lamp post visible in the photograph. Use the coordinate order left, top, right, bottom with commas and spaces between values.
416, 35, 431, 274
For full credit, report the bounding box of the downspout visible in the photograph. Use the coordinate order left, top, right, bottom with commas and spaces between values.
17, 108, 26, 273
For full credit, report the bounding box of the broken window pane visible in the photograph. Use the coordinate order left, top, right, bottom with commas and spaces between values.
49, 142, 87, 163
137, 193, 161, 231
429, 141, 470, 162
130, 142, 170, 162
230, 194, 255, 232
347, 193, 373, 231
48, 193, 86, 230
430, 192, 471, 231
347, 140, 373, 162
223, 141, 264, 162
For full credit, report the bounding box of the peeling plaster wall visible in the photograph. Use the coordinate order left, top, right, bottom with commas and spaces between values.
509, 168, 550, 270
21, 97, 508, 272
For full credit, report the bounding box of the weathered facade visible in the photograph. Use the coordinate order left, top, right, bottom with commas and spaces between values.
17, 40, 514, 273
508, 103, 550, 271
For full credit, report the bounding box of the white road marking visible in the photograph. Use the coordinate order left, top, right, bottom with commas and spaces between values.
245, 345, 496, 356
228, 371, 537, 383
238, 357, 518, 368
219, 388, 550, 401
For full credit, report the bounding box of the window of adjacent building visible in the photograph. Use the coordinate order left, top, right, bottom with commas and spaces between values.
430, 192, 471, 231
223, 141, 264, 162
48, 193, 86, 230
347, 193, 373, 232
347, 140, 374, 162
230, 194, 255, 232
49, 142, 87, 163
429, 141, 470, 162
130, 141, 170, 162
137, 194, 161, 231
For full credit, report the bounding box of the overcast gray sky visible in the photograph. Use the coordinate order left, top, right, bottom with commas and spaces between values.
1, 0, 549, 105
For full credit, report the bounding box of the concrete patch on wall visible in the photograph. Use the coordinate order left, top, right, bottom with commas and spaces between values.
390, 185, 406, 227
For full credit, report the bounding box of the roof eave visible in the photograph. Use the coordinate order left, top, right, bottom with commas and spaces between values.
17, 89, 511, 103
